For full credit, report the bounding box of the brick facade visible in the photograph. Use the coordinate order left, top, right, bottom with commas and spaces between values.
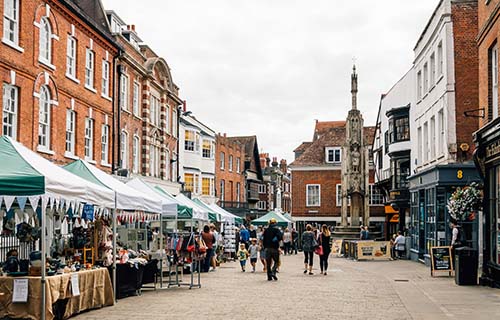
0, 0, 118, 171
215, 134, 245, 206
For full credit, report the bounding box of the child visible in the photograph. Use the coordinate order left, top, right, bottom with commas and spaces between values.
237, 243, 249, 272
248, 238, 259, 273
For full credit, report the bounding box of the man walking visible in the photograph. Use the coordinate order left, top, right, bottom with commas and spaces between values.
262, 218, 282, 281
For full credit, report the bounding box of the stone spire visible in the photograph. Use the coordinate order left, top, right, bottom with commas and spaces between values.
351, 64, 358, 110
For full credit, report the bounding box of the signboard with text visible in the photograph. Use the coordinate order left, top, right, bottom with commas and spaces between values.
430, 246, 454, 277
355, 241, 391, 261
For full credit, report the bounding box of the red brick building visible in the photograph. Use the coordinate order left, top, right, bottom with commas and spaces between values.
290, 121, 384, 231
215, 133, 246, 213
105, 11, 182, 193
1, 0, 119, 171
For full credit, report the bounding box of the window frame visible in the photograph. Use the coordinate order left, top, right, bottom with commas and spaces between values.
65, 109, 75, 155
101, 124, 109, 165
3, 0, 20, 46
229, 155, 233, 171
39, 17, 52, 64
84, 117, 94, 160
132, 135, 140, 173
2, 83, 18, 139
325, 147, 342, 163
306, 184, 321, 207
120, 130, 128, 169
132, 81, 140, 116
220, 151, 225, 169
38, 86, 51, 150
85, 49, 95, 89
492, 43, 499, 119
66, 36, 77, 78
236, 157, 241, 173
150, 94, 160, 126
120, 74, 129, 111
102, 60, 110, 97
369, 184, 384, 206
184, 129, 195, 151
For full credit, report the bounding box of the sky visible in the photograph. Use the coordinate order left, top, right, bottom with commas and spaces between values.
102, 0, 438, 163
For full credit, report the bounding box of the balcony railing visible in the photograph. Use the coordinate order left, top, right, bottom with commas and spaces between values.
219, 201, 249, 209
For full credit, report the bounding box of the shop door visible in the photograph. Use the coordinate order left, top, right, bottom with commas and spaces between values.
419, 190, 426, 260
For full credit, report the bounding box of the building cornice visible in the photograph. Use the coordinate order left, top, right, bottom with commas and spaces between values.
477, 1, 500, 46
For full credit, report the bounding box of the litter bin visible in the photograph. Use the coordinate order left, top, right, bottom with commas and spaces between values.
454, 247, 478, 285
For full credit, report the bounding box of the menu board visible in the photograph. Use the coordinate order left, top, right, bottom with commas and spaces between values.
430, 246, 454, 276
355, 241, 391, 261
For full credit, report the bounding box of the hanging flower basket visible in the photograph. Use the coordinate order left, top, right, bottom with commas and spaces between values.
446, 182, 482, 222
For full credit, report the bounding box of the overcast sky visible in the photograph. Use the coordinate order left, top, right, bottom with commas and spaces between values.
103, 0, 438, 163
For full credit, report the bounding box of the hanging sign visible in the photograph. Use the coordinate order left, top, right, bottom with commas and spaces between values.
82, 204, 94, 221
70, 273, 80, 296
12, 279, 28, 303
430, 246, 454, 277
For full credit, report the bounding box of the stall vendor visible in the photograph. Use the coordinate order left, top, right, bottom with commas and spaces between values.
2, 249, 19, 273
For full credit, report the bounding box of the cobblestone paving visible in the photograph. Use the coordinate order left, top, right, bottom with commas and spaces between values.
74, 254, 500, 320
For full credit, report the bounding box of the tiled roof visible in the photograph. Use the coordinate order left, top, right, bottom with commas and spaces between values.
227, 136, 256, 157
293, 142, 312, 153
314, 121, 346, 140
290, 124, 376, 167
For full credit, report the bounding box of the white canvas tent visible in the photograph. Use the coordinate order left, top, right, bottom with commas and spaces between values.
208, 203, 242, 224
175, 193, 209, 222
125, 178, 177, 216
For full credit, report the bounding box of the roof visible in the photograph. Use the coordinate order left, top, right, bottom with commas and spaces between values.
293, 142, 312, 153
314, 121, 346, 141
227, 136, 257, 156
290, 124, 376, 167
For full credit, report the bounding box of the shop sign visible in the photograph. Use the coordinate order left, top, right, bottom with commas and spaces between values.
430, 246, 454, 277
486, 139, 500, 162
331, 239, 343, 255
355, 241, 391, 261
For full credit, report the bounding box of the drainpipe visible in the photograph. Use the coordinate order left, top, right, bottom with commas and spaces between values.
113, 52, 124, 173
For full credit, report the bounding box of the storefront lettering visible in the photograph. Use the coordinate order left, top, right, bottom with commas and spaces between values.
486, 140, 500, 161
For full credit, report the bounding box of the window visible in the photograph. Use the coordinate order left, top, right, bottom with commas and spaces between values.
430, 116, 436, 159
133, 82, 140, 116
185, 173, 194, 192
423, 63, 428, 93
3, 0, 19, 45
85, 49, 95, 88
306, 184, 320, 207
172, 110, 177, 138
236, 157, 241, 173
437, 41, 443, 76
220, 179, 225, 201
417, 71, 422, 100
39, 17, 52, 63
171, 153, 177, 182
229, 155, 233, 171
165, 149, 170, 180
120, 131, 128, 169
336, 184, 342, 207
102, 61, 110, 97
325, 147, 342, 163
132, 136, 140, 173
394, 117, 410, 141
430, 53, 436, 87
202, 177, 212, 196
185, 130, 195, 151
2, 84, 18, 139
66, 37, 77, 77
258, 184, 266, 194
149, 145, 160, 177
165, 105, 170, 134
423, 122, 429, 163
202, 140, 212, 158
492, 44, 499, 119
101, 125, 109, 164
369, 185, 383, 205
417, 126, 422, 165
84, 118, 94, 160
38, 86, 51, 149
120, 74, 129, 111
220, 151, 225, 169
150, 95, 160, 126
257, 201, 266, 210
438, 109, 444, 155
65, 110, 75, 154
236, 182, 241, 202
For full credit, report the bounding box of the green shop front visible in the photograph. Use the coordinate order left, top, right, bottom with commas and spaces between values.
474, 118, 500, 287
408, 163, 481, 265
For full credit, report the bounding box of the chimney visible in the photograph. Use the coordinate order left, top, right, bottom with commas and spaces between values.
131, 25, 136, 31
183, 100, 187, 112
272, 157, 278, 167
280, 159, 287, 172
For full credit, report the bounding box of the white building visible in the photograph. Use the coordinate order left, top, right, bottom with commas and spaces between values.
179, 113, 217, 204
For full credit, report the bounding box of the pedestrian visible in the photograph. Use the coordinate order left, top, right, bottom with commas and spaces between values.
248, 238, 259, 272
210, 224, 219, 271
360, 225, 370, 240
319, 224, 331, 275
283, 228, 292, 255
237, 243, 249, 272
450, 219, 463, 262
302, 224, 316, 275
249, 224, 257, 239
390, 233, 397, 258
234, 227, 240, 260
258, 228, 267, 272
394, 231, 406, 259
262, 218, 282, 281
201, 225, 215, 272
291, 228, 298, 254
239, 225, 250, 248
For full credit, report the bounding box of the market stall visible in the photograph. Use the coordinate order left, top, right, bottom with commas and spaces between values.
0, 136, 115, 320
251, 211, 291, 227
208, 203, 243, 258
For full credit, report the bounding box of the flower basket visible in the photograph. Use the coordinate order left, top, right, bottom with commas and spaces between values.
447, 183, 482, 222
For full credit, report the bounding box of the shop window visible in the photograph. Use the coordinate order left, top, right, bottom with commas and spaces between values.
425, 188, 436, 255
410, 192, 420, 251
306, 184, 320, 207
3, 0, 20, 46
2, 83, 18, 139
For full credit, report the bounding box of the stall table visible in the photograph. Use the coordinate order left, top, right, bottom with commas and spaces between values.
0, 268, 113, 320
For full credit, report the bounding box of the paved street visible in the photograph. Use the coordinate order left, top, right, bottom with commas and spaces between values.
74, 254, 500, 320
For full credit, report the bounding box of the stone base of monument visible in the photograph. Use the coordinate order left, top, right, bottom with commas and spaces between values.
332, 226, 382, 240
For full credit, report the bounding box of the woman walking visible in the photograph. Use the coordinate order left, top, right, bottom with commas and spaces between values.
283, 228, 292, 255
319, 224, 331, 275
302, 224, 316, 275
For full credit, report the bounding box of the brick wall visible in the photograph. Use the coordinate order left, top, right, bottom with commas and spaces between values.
215, 134, 245, 203
451, 0, 479, 157
0, 0, 118, 171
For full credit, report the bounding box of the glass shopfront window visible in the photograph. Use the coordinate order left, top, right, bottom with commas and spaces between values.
425, 188, 436, 254
493, 166, 500, 265
392, 158, 410, 189
436, 187, 448, 246
410, 191, 419, 252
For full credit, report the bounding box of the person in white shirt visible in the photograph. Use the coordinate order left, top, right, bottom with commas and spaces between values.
394, 231, 406, 259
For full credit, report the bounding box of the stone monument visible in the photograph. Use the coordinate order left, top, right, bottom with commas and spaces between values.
334, 65, 371, 238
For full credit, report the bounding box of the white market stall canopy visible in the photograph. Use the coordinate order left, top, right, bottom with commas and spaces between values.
64, 160, 162, 213
208, 203, 244, 225
126, 178, 177, 216
174, 193, 209, 221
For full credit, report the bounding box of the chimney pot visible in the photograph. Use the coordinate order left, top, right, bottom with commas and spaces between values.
183, 100, 187, 112
132, 25, 136, 31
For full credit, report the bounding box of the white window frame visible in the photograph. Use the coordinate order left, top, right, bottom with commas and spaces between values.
229, 155, 233, 172
430, 116, 436, 159
65, 109, 75, 155
258, 184, 266, 194
2, 83, 18, 139
102, 60, 110, 97
369, 184, 384, 206
417, 71, 422, 100
423, 63, 428, 93
423, 121, 429, 163
220, 151, 225, 169
39, 17, 52, 64
430, 53, 436, 87
257, 201, 266, 210
150, 94, 160, 126
172, 110, 177, 138
121, 130, 128, 169
149, 144, 160, 177
417, 126, 423, 165
165, 149, 170, 180
132, 81, 140, 116
38, 86, 51, 150
437, 41, 443, 76
438, 109, 445, 156
84, 118, 94, 160
165, 105, 170, 134
3, 0, 20, 46
184, 129, 196, 151
220, 179, 225, 202
66, 36, 77, 78
236, 182, 241, 202
101, 124, 109, 165
492, 44, 498, 119
306, 184, 320, 207
85, 49, 95, 89
132, 135, 140, 174
120, 74, 129, 111
325, 147, 342, 163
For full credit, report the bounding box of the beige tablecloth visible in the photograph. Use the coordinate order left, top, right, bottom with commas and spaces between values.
0, 268, 114, 320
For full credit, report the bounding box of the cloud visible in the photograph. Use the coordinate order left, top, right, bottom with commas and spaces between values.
102, 0, 438, 162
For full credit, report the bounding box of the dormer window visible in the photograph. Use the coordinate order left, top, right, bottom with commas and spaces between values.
325, 147, 341, 163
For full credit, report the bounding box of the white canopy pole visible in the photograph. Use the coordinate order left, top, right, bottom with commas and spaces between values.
41, 203, 46, 320
112, 192, 117, 303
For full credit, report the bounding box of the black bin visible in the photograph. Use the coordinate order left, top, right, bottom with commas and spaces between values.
454, 247, 478, 285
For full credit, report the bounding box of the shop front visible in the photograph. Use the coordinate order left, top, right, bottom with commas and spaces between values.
473, 119, 500, 287
408, 163, 481, 265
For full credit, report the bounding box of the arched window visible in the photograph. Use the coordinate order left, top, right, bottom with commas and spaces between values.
39, 17, 52, 63
120, 131, 128, 169
132, 135, 140, 173
38, 86, 51, 149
